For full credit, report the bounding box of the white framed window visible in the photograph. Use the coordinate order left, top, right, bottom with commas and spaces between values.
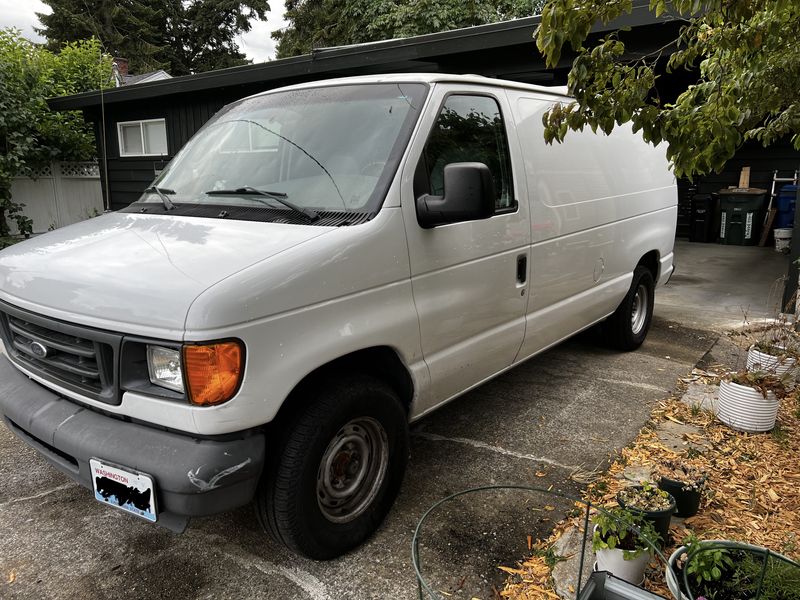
117, 118, 168, 157
218, 119, 281, 154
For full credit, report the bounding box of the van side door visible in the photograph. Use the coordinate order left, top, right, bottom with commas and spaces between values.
508, 91, 669, 360
401, 86, 531, 415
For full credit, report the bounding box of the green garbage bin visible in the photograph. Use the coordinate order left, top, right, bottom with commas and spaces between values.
718, 188, 768, 246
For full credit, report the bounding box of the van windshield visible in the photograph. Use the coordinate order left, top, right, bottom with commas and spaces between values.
138, 83, 428, 218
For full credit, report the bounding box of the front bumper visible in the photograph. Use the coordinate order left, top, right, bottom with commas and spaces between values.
0, 355, 265, 532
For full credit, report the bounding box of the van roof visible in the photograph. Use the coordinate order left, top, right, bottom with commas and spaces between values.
249, 73, 572, 100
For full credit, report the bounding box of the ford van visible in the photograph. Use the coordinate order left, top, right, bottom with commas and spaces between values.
0, 74, 676, 559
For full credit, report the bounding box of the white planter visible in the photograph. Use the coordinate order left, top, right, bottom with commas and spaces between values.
774, 227, 792, 253
595, 547, 649, 585
717, 380, 779, 433
746, 345, 796, 376
666, 541, 798, 600
665, 545, 692, 600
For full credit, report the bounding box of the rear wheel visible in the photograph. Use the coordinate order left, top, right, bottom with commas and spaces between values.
605, 265, 655, 351
255, 375, 408, 559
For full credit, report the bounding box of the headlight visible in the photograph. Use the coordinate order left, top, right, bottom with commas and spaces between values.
183, 341, 244, 406
146, 345, 184, 392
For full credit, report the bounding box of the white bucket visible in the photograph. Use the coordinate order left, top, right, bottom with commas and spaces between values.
717, 380, 779, 432
774, 227, 792, 253
595, 549, 649, 585
746, 345, 796, 376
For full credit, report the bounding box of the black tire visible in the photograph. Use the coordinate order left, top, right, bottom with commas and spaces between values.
605, 265, 655, 351
255, 375, 409, 560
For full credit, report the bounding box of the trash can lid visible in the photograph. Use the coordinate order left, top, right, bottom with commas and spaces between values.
779, 184, 798, 195
717, 187, 768, 195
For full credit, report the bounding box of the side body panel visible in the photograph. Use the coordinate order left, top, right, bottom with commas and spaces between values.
506, 91, 677, 360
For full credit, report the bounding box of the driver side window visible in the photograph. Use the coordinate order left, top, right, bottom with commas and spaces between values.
416, 94, 515, 210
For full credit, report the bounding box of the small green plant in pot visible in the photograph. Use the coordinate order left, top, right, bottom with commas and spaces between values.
655, 461, 707, 518
592, 507, 661, 585
666, 535, 800, 600
616, 481, 675, 546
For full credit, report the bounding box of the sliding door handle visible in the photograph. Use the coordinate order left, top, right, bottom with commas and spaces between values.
516, 254, 527, 284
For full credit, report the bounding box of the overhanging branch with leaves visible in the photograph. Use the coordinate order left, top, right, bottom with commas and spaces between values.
536, 0, 800, 177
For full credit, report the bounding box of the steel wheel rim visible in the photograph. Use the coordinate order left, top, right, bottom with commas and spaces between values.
631, 284, 648, 335
317, 417, 389, 523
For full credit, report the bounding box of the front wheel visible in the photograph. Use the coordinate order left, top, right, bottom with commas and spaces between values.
255, 375, 409, 559
604, 265, 655, 351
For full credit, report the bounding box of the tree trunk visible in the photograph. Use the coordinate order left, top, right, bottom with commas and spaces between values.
0, 208, 8, 238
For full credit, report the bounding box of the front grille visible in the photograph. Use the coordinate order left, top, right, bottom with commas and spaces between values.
8, 316, 104, 390
0, 301, 121, 405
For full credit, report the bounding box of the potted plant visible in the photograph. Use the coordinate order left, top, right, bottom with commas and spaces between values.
592, 507, 661, 585
747, 340, 797, 376
655, 461, 706, 518
666, 537, 800, 600
718, 370, 788, 433
616, 482, 675, 546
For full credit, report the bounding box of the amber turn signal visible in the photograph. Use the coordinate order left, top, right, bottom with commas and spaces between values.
183, 341, 244, 406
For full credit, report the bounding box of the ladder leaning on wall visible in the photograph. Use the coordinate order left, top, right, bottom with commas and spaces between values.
759, 169, 799, 247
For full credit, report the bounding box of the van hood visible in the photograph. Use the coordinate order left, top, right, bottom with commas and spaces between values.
0, 213, 329, 337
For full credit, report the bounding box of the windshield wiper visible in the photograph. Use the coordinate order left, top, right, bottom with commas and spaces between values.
143, 186, 176, 211
205, 186, 319, 222
225, 120, 348, 212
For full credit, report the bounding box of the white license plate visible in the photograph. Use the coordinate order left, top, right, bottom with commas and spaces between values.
89, 458, 157, 522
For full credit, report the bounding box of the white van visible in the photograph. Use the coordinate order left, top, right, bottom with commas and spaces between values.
0, 74, 675, 559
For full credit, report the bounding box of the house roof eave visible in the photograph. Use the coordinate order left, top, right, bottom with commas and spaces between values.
47, 1, 670, 111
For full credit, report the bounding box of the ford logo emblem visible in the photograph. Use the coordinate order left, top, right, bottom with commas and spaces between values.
30, 342, 49, 358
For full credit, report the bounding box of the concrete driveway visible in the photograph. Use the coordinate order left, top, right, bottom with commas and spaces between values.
0, 240, 788, 600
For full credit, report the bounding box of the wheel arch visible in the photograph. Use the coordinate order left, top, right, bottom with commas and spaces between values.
637, 250, 660, 282
268, 346, 415, 429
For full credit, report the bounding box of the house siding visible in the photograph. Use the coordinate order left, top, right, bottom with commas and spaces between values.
694, 139, 800, 197
675, 139, 800, 239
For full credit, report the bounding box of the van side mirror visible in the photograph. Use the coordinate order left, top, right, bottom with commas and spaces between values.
416, 162, 496, 228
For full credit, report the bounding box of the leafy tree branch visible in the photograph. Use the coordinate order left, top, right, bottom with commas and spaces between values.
536, 0, 800, 177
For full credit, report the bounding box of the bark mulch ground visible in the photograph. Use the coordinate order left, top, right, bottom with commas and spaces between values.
500, 347, 800, 600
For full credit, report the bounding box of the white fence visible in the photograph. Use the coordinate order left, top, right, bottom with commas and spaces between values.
10, 161, 105, 234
